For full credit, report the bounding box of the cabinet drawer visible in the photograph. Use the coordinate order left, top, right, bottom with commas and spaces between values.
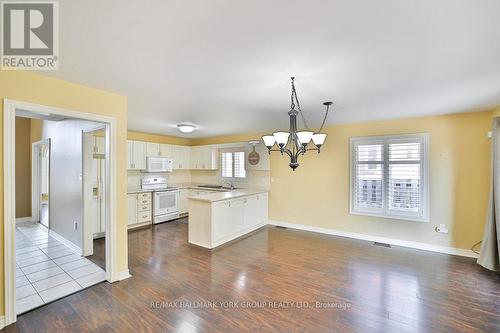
138, 204, 151, 212
137, 210, 151, 223
138, 197, 151, 205
138, 192, 151, 200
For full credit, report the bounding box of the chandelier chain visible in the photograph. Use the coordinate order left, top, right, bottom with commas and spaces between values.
290, 78, 310, 130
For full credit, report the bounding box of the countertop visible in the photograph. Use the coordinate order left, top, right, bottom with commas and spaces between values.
188, 188, 268, 203
127, 183, 249, 194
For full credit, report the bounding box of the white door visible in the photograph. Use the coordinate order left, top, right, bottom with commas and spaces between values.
32, 139, 51, 229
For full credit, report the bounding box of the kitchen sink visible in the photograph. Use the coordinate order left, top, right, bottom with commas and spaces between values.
197, 185, 240, 190
197, 185, 223, 189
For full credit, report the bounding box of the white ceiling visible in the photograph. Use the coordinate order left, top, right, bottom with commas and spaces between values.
47, 0, 500, 138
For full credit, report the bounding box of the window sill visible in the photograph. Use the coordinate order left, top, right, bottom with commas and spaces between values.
349, 209, 429, 223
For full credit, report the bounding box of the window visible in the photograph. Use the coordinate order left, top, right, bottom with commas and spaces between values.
221, 151, 246, 179
350, 133, 429, 222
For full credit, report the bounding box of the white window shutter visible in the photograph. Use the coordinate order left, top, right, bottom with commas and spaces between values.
350, 134, 429, 222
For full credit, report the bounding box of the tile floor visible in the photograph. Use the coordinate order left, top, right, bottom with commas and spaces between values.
15, 222, 106, 315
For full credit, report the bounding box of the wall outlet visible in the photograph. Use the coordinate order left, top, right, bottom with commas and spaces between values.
74, 221, 78, 230
435, 224, 448, 234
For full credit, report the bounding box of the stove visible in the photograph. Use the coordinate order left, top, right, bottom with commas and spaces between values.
142, 177, 180, 224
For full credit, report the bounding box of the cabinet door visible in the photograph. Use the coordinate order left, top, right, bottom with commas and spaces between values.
146, 143, 160, 157
190, 147, 200, 169
133, 141, 147, 170
126, 141, 134, 169
243, 195, 260, 226
174, 146, 191, 169
209, 147, 218, 169
159, 144, 172, 158
212, 201, 232, 240
127, 194, 138, 225
179, 189, 188, 214
183, 147, 191, 169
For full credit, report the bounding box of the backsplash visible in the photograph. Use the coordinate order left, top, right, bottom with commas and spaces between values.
127, 170, 192, 188
128, 169, 270, 189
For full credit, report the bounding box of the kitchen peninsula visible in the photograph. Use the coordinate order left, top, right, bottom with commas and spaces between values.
188, 189, 268, 249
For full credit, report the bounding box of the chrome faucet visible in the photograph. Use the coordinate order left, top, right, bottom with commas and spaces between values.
224, 181, 235, 190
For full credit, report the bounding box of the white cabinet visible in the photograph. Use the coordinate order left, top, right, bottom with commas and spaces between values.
127, 192, 152, 227
159, 144, 172, 158
188, 192, 268, 249
127, 140, 147, 170
127, 194, 138, 225
179, 189, 189, 214
146, 143, 160, 157
190, 146, 218, 170
172, 145, 190, 169
146, 143, 172, 158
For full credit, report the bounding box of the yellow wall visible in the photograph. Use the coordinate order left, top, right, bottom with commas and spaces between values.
0, 71, 128, 315
15, 117, 32, 218
195, 111, 493, 250
128, 130, 191, 146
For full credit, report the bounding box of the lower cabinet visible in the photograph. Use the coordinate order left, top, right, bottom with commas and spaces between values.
179, 189, 189, 214
188, 192, 268, 249
127, 192, 152, 227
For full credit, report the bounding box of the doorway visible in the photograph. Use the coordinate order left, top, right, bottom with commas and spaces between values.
32, 139, 51, 229
4, 99, 122, 326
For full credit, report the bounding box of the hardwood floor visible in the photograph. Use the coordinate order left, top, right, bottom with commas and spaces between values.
4, 219, 499, 332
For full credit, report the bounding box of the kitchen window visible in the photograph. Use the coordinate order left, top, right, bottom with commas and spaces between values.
349, 133, 429, 222
221, 150, 246, 179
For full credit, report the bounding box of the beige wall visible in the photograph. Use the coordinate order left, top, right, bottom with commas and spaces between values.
0, 70, 128, 315
15, 117, 32, 218
194, 111, 493, 250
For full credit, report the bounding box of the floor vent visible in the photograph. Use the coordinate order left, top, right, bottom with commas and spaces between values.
276, 226, 288, 229
374, 242, 391, 248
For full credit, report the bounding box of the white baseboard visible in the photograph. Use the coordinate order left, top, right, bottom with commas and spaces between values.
268, 220, 479, 258
49, 230, 83, 256
15, 216, 33, 223
0, 315, 5, 329
114, 270, 132, 282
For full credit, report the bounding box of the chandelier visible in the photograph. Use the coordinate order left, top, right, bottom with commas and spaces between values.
262, 77, 332, 170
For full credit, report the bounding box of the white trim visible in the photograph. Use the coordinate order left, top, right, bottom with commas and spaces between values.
31, 138, 51, 228
48, 230, 83, 256
15, 217, 32, 224
349, 133, 430, 223
114, 270, 132, 281
0, 315, 5, 330
3, 98, 123, 325
268, 220, 479, 258
4, 100, 17, 325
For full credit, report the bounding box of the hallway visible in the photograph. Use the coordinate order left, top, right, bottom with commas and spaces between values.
15, 222, 106, 315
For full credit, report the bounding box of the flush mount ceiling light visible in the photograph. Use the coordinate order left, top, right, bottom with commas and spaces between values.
177, 124, 196, 133
262, 77, 332, 171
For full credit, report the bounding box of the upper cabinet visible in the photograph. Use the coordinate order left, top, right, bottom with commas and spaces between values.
127, 140, 265, 172
190, 146, 218, 170
127, 140, 146, 170
171, 145, 191, 170
146, 143, 172, 158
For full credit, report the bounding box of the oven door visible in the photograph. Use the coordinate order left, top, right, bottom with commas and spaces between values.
154, 190, 180, 216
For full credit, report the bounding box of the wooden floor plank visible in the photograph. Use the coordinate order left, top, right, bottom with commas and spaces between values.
3, 218, 499, 332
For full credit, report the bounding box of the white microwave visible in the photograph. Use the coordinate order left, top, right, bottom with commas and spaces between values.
146, 157, 173, 172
